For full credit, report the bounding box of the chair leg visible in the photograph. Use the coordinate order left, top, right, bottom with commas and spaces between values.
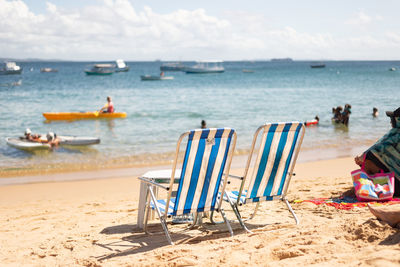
249, 202, 260, 220
283, 198, 300, 225
220, 208, 233, 237
143, 188, 151, 233
148, 187, 174, 245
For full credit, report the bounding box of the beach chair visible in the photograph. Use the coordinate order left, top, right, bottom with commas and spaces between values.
138, 128, 237, 245
219, 122, 305, 231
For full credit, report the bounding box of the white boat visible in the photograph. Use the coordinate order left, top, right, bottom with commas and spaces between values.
140, 75, 174, 81
184, 60, 224, 74
57, 135, 100, 145
6, 135, 100, 150
6, 138, 51, 150
0, 62, 22, 75
40, 68, 58, 73
115, 59, 129, 72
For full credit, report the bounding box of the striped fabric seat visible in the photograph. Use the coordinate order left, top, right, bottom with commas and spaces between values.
150, 198, 176, 215
223, 191, 246, 204
222, 122, 305, 230
140, 128, 237, 245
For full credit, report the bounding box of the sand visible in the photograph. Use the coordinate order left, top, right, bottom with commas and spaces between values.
1, 156, 400, 266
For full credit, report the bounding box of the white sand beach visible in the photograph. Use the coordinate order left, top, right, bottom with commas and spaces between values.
1, 156, 400, 266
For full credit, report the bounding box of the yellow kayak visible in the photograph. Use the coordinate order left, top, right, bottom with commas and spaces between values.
43, 112, 127, 120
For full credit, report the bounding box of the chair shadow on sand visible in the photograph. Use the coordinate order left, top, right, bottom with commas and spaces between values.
95, 214, 296, 262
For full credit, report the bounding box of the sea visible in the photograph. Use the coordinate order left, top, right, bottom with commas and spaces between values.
0, 60, 399, 175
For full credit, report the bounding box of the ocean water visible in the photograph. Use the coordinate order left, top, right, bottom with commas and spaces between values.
0, 61, 399, 173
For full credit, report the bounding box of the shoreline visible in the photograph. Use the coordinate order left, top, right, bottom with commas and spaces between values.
0, 144, 368, 186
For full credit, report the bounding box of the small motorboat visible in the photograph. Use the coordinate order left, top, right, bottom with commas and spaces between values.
183, 60, 224, 74
0, 61, 22, 75
389, 67, 396, 71
310, 62, 326, 68
6, 135, 100, 150
6, 138, 51, 150
84, 64, 115, 75
115, 59, 129, 72
140, 75, 174, 81
242, 69, 254, 73
40, 68, 58, 73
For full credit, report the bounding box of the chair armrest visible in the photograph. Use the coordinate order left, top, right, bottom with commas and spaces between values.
138, 177, 170, 190
228, 174, 244, 180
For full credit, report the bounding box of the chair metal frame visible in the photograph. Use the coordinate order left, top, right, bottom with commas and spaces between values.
139, 128, 237, 245
215, 122, 305, 231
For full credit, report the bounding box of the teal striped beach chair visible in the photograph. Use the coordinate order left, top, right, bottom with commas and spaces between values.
139, 128, 237, 245
220, 122, 305, 232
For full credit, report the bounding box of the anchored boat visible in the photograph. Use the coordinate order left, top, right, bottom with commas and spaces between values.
0, 61, 22, 75
184, 60, 224, 74
84, 64, 115, 75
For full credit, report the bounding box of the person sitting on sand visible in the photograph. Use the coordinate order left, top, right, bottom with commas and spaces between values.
354, 107, 400, 196
23, 128, 42, 142
368, 204, 400, 228
373, 107, 379, 117
99, 96, 114, 113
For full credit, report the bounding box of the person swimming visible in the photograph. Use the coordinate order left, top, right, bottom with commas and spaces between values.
305, 116, 319, 126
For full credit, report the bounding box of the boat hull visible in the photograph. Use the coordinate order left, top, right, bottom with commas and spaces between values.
115, 66, 130, 72
43, 112, 127, 120
57, 136, 100, 145
184, 68, 224, 74
140, 75, 174, 81
0, 69, 23, 75
5, 138, 50, 150
85, 71, 113, 75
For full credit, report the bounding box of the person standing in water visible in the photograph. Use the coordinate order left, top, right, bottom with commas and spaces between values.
373, 107, 379, 117
99, 96, 114, 113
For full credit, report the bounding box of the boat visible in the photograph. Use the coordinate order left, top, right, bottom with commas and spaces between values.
183, 60, 224, 74
42, 112, 127, 120
115, 59, 129, 72
57, 135, 100, 145
84, 64, 115, 75
242, 69, 254, 73
40, 68, 58, 73
5, 138, 51, 150
160, 62, 185, 71
140, 75, 174, 81
310, 62, 326, 68
389, 67, 396, 71
0, 61, 22, 75
6, 135, 100, 150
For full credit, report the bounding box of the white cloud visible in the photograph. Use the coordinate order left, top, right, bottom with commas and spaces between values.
0, 0, 398, 60
346, 10, 383, 26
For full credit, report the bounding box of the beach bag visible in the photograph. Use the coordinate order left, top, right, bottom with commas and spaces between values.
351, 156, 395, 201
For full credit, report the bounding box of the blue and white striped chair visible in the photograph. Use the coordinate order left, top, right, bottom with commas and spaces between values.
221, 122, 305, 232
139, 128, 237, 245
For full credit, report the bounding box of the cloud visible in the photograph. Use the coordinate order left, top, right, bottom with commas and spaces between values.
346, 10, 383, 26
0, 0, 398, 60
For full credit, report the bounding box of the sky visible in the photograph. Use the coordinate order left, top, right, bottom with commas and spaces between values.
1, 0, 400, 61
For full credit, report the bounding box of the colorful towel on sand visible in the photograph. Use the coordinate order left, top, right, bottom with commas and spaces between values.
295, 196, 400, 210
